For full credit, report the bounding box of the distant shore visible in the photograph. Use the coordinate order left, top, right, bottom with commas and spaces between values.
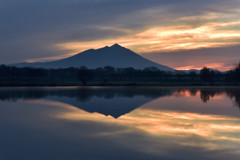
1, 64, 239, 87
0, 80, 239, 87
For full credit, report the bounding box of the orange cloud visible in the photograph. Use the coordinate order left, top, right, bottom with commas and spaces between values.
175, 66, 202, 70
25, 13, 240, 72
55, 19, 240, 55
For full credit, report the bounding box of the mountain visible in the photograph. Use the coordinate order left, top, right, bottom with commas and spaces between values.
11, 44, 174, 71
177, 69, 201, 74
178, 68, 222, 74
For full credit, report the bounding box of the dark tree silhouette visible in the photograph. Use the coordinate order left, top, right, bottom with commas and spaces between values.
226, 61, 240, 82
189, 71, 197, 80
78, 66, 93, 85
234, 62, 240, 81
1, 61, 240, 86
200, 66, 215, 82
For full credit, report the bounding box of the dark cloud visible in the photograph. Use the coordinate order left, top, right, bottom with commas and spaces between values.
0, 0, 239, 64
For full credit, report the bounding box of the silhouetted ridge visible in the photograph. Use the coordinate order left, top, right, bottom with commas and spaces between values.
110, 43, 122, 48
11, 44, 174, 71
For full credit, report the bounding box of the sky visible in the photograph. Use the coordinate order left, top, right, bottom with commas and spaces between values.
1, 0, 240, 71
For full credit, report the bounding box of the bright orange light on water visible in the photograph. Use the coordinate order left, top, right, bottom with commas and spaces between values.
27, 97, 240, 155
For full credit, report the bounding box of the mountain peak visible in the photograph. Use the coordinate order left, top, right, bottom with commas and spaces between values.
103, 45, 109, 48
110, 43, 122, 48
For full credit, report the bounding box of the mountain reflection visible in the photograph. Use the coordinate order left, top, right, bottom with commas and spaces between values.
0, 87, 239, 118
0, 87, 174, 118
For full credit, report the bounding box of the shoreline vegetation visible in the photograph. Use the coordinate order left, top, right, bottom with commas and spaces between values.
0, 63, 239, 86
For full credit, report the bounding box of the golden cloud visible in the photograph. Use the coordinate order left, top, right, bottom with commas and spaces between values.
56, 19, 240, 55
25, 13, 240, 71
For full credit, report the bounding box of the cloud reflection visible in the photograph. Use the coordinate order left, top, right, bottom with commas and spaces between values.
1, 87, 240, 159
56, 102, 240, 156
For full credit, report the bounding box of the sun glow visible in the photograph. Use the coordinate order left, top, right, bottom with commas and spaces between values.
175, 62, 234, 71
55, 19, 240, 55
24, 13, 240, 71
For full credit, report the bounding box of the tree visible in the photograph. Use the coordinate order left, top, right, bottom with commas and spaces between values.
234, 61, 240, 81
175, 71, 185, 80
78, 66, 93, 85
189, 71, 197, 80
227, 61, 240, 82
200, 66, 215, 82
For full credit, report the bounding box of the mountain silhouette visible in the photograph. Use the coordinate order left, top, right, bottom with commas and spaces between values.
12, 44, 174, 71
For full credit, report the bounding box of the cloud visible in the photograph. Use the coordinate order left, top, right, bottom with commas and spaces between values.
143, 45, 240, 71
0, 0, 240, 68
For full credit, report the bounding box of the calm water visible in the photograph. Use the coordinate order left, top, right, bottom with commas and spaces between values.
1, 87, 240, 160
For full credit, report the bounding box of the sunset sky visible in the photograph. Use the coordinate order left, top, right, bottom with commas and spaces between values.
1, 0, 240, 71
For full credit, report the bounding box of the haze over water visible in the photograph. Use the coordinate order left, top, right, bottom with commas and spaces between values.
1, 87, 240, 160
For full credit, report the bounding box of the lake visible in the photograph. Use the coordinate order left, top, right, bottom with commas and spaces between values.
0, 87, 240, 160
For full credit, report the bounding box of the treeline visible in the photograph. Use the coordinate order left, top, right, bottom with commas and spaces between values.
0, 63, 239, 85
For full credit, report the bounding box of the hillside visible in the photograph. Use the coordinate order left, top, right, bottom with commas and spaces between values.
12, 44, 174, 71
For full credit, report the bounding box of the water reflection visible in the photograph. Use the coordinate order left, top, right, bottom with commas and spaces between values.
0, 87, 240, 160
0, 87, 240, 117
0, 87, 175, 118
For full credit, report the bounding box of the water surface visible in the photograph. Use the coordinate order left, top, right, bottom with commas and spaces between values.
0, 87, 240, 160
